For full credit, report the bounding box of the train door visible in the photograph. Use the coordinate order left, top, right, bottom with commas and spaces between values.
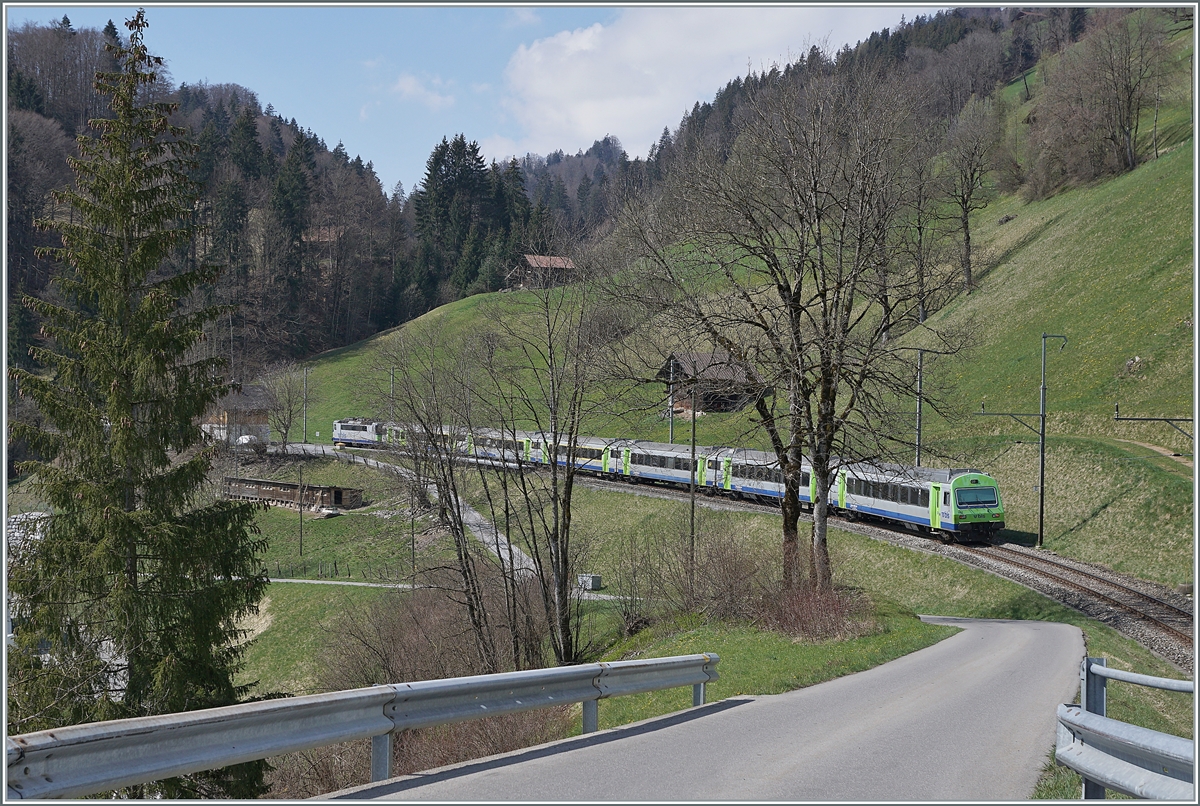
602, 446, 611, 474
622, 447, 631, 476
721, 457, 732, 490
837, 471, 846, 509
698, 455, 708, 487
522, 438, 531, 462
930, 484, 941, 529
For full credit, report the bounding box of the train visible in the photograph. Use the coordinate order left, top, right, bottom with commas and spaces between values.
331, 418, 1005, 542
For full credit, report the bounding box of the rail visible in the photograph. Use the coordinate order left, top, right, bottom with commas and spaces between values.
6, 653, 719, 800
1055, 657, 1194, 800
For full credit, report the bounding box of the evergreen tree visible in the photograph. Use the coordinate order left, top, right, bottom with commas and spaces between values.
6, 12, 268, 797
227, 107, 265, 180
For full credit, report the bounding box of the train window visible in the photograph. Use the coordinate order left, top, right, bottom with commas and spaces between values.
956, 486, 999, 508
943, 491, 950, 506
920, 489, 929, 507
708, 460, 717, 470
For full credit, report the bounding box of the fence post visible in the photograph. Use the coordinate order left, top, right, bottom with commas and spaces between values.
693, 682, 706, 707
370, 731, 393, 782
582, 700, 598, 734
1082, 657, 1107, 799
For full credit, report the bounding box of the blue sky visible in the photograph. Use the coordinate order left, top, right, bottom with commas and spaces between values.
5, 3, 943, 195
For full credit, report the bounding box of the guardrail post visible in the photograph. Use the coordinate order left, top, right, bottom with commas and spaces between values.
582, 700, 598, 734
1081, 657, 1107, 799
693, 682, 705, 707
370, 731, 393, 782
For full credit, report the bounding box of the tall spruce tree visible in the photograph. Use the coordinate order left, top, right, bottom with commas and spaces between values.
6, 11, 268, 797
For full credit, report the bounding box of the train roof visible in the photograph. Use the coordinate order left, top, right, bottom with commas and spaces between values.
841, 461, 989, 483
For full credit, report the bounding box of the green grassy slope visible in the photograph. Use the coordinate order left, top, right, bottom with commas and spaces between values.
924, 143, 1193, 450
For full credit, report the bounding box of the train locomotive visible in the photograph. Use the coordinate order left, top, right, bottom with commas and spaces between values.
332, 419, 1005, 542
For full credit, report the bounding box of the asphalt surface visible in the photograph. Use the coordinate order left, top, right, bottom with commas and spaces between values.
329, 617, 1084, 801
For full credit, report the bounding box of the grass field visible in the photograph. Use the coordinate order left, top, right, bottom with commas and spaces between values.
236, 581, 390, 696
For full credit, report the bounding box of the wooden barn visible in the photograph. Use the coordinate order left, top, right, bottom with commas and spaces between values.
505, 254, 576, 289
657, 351, 764, 413
223, 477, 364, 511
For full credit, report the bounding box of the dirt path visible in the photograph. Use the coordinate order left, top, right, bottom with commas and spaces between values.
1114, 438, 1194, 469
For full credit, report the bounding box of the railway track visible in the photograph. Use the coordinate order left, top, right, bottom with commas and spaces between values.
576, 475, 1195, 672
957, 544, 1193, 657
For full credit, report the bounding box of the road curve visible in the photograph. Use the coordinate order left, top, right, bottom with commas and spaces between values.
330, 617, 1084, 801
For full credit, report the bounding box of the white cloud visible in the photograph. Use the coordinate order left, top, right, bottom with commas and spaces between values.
499, 6, 934, 159
360, 101, 380, 122
392, 72, 455, 111
504, 8, 540, 29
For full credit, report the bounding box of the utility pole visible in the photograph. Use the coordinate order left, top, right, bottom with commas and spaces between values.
302, 365, 310, 444
976, 333, 1066, 549
298, 463, 304, 556
916, 350, 924, 467
689, 383, 697, 599
668, 359, 675, 444
1038, 334, 1067, 549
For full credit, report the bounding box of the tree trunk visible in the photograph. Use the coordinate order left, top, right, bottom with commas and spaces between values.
780, 489, 802, 590
960, 207, 973, 292
810, 479, 833, 590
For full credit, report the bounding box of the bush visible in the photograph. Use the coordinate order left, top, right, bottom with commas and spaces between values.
609, 509, 879, 642
754, 585, 880, 642
264, 565, 560, 796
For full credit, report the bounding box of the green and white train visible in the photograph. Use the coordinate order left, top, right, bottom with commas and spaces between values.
332, 419, 1005, 542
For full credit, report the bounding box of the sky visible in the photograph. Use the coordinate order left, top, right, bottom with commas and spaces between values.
5, 3, 945, 196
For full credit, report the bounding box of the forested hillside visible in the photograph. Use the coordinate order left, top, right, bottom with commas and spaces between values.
7, 7, 1193, 465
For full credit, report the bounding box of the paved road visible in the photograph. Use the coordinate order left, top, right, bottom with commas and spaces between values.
330, 617, 1083, 801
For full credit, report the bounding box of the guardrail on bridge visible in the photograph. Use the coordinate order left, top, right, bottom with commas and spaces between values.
6, 652, 719, 799
1055, 656, 1194, 800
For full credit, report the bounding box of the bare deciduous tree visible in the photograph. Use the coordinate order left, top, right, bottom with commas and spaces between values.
1026, 9, 1171, 198
616, 60, 965, 590
1083, 8, 1169, 172
465, 223, 631, 664
260, 361, 311, 453
945, 94, 999, 292
375, 325, 504, 674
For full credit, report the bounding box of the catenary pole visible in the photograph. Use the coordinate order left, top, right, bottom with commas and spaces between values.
1039, 334, 1067, 549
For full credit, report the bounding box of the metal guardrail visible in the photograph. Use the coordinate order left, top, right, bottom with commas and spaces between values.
6, 653, 719, 799
1056, 657, 1194, 800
